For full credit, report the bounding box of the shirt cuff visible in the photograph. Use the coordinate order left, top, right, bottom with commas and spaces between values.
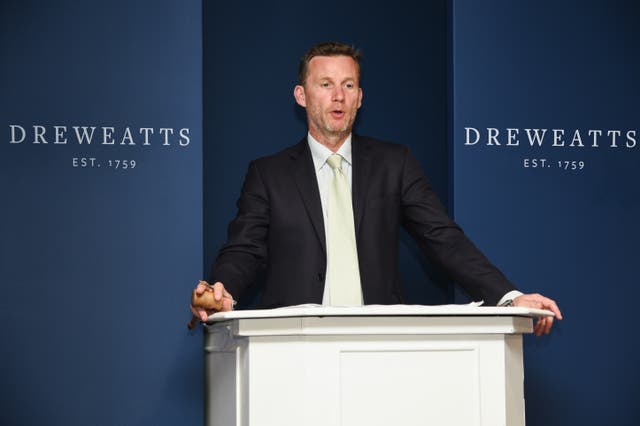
497, 290, 524, 306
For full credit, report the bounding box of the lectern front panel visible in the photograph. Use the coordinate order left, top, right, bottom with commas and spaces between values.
205, 307, 540, 426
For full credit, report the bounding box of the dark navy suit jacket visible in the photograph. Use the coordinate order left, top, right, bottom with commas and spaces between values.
211, 135, 516, 307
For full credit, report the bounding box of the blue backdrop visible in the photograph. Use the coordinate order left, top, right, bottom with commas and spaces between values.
1, 1, 203, 425
452, 1, 640, 424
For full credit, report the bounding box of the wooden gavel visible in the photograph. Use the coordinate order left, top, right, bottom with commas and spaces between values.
187, 281, 224, 329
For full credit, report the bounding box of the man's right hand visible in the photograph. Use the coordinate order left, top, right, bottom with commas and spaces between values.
189, 281, 235, 327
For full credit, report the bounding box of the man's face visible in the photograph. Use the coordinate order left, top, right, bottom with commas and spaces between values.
294, 55, 363, 145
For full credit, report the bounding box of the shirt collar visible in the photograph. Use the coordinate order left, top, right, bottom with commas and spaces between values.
307, 132, 353, 172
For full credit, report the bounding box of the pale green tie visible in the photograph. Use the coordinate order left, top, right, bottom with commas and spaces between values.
326, 154, 363, 305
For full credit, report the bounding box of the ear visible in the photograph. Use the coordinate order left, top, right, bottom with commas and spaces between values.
357, 87, 363, 109
294, 85, 307, 107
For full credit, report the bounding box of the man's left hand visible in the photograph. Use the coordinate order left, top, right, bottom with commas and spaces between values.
513, 293, 563, 336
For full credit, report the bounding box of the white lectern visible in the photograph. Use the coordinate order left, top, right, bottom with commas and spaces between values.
204, 305, 551, 426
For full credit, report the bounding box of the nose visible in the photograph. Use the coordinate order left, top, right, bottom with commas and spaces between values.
332, 86, 345, 102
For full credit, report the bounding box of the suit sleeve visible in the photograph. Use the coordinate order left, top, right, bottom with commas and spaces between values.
399, 147, 518, 305
210, 160, 269, 299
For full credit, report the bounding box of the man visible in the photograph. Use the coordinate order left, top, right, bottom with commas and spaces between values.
191, 42, 562, 336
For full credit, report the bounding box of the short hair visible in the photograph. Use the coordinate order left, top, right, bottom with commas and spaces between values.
297, 41, 362, 86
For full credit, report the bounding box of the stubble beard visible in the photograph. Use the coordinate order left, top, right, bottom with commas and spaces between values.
311, 105, 358, 142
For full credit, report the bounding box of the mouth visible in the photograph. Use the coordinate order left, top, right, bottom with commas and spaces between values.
330, 110, 345, 119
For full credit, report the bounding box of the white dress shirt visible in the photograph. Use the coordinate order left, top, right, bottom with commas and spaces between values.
307, 132, 522, 306
307, 133, 358, 305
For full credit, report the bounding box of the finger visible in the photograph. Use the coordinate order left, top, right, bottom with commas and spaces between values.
191, 305, 209, 322
200, 307, 210, 322
543, 316, 554, 335
196, 281, 209, 295
543, 300, 563, 320
534, 318, 544, 336
536, 317, 545, 335
537, 318, 547, 336
213, 282, 225, 301
189, 304, 208, 324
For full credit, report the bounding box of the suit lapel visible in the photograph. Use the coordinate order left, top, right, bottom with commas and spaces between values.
352, 135, 373, 238
288, 139, 327, 254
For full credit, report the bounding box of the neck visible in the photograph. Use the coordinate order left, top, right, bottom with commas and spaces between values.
309, 129, 350, 153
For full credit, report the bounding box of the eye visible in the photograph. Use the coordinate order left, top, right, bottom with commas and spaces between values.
345, 82, 354, 89
321, 82, 331, 88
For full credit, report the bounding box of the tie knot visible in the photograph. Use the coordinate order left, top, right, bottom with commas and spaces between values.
327, 154, 343, 171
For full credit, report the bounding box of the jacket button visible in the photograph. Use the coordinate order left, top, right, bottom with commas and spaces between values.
317, 273, 324, 281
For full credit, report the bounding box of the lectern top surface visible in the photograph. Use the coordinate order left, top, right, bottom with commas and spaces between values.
206, 304, 553, 323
